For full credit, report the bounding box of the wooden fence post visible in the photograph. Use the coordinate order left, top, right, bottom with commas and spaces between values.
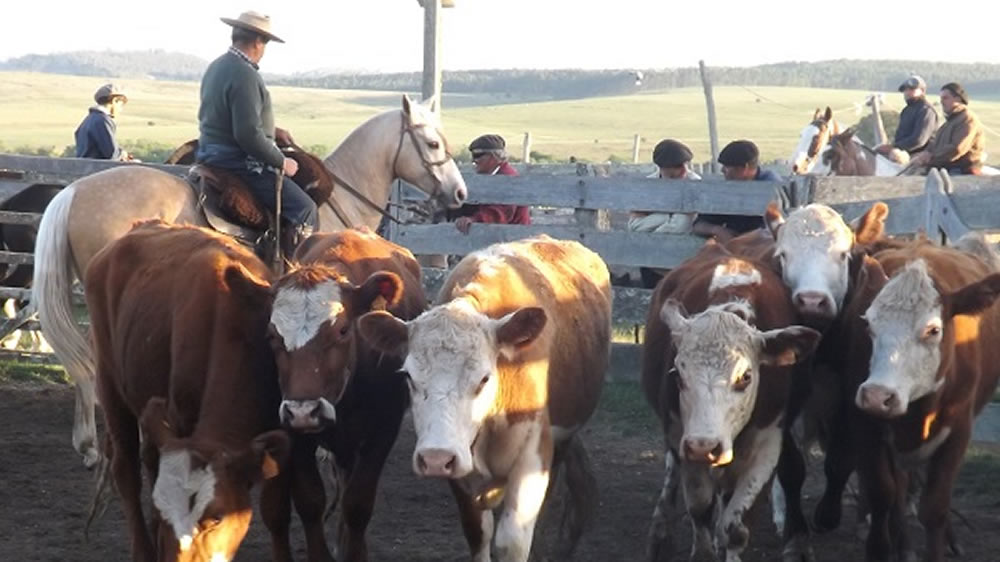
632, 134, 641, 164
522, 132, 532, 164
699, 60, 720, 175
421, 0, 443, 106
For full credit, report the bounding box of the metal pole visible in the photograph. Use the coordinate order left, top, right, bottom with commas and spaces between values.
422, 0, 443, 105
699, 60, 720, 174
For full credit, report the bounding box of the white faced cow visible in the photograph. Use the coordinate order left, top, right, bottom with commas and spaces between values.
359, 235, 611, 562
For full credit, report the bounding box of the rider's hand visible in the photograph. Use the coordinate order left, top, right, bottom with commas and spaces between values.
282, 157, 299, 177
275, 127, 294, 147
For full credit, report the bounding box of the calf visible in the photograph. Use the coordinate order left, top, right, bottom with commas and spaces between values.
642, 242, 820, 562
358, 235, 610, 562
86, 221, 294, 562
266, 228, 427, 561
845, 239, 1000, 561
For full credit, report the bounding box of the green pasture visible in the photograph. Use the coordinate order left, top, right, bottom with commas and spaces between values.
6, 71, 1000, 164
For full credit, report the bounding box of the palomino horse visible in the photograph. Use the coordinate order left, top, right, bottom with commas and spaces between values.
790, 107, 846, 174
34, 94, 468, 468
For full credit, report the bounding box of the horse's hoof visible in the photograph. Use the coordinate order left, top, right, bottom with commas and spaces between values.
82, 449, 102, 470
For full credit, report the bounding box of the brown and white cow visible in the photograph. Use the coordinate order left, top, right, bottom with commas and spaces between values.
843, 238, 1000, 561
642, 242, 820, 562
85, 221, 304, 562
358, 235, 610, 562
266, 228, 427, 561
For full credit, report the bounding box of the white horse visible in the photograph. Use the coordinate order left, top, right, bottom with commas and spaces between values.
34, 94, 468, 468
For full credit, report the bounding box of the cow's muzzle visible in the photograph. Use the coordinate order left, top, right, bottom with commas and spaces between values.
682, 436, 732, 466
856, 383, 905, 418
279, 399, 336, 431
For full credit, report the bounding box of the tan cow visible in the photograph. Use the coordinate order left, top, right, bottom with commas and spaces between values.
358, 235, 610, 562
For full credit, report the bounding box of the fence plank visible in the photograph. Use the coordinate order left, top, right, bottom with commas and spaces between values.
0, 154, 187, 185
0, 251, 33, 266
0, 211, 42, 226
398, 224, 706, 269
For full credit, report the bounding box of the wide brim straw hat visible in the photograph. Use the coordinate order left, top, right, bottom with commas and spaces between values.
220, 11, 285, 43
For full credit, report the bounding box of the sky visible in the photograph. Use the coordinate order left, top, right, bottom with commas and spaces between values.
4, 1, 1000, 74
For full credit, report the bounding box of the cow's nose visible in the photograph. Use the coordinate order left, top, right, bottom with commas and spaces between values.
856, 384, 901, 417
682, 436, 724, 464
416, 448, 458, 477
794, 291, 835, 318
279, 399, 330, 430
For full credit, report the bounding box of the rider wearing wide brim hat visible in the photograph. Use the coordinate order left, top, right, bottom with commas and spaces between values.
220, 11, 285, 43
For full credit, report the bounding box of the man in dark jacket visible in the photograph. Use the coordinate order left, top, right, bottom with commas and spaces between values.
195, 11, 317, 251
692, 140, 779, 240
874, 75, 938, 164
74, 83, 132, 161
452, 134, 531, 234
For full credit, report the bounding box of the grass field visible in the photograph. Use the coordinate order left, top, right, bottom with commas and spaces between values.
5, 71, 1000, 164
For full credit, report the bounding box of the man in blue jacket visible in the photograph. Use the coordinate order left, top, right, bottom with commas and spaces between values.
196, 11, 317, 253
74, 83, 132, 161
874, 75, 939, 164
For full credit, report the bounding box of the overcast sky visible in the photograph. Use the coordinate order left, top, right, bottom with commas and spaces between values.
5, 1, 1000, 74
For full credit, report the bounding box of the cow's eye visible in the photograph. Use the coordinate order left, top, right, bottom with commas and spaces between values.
923, 324, 941, 340
474, 374, 490, 395
733, 369, 752, 391
339, 323, 351, 337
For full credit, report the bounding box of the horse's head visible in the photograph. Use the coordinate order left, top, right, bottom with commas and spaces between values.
791, 107, 836, 174
394, 95, 467, 209
823, 128, 864, 176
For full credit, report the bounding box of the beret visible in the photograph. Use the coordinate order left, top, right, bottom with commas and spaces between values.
718, 140, 760, 166
652, 139, 693, 168
469, 134, 506, 153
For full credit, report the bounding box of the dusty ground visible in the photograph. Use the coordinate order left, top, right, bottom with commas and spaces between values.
0, 381, 998, 561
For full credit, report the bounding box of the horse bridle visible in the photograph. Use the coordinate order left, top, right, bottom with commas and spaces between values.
321, 111, 453, 228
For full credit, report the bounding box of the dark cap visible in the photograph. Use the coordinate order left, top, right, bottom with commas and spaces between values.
940, 82, 969, 105
652, 139, 693, 168
898, 75, 927, 92
718, 140, 760, 167
469, 134, 506, 156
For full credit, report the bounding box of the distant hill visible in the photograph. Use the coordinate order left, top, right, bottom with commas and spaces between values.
4, 51, 1000, 100
0, 50, 208, 80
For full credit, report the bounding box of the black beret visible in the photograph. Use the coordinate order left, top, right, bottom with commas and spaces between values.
652, 139, 693, 168
941, 82, 969, 105
469, 134, 506, 153
718, 140, 760, 166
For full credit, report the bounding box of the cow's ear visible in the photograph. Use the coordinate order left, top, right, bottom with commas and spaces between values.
764, 201, 785, 239
358, 311, 409, 356
249, 430, 291, 481
139, 397, 176, 449
852, 202, 889, 245
757, 326, 821, 366
495, 307, 547, 359
355, 271, 403, 312
659, 299, 689, 333
224, 263, 273, 303
946, 273, 1000, 317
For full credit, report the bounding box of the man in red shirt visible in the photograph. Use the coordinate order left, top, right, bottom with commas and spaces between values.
453, 134, 531, 233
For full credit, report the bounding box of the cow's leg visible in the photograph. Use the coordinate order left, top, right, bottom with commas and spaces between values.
337, 381, 407, 562
259, 464, 295, 562
855, 426, 897, 562
647, 448, 680, 562
555, 433, 597, 558
776, 428, 814, 562
495, 424, 552, 562
102, 396, 155, 562
720, 427, 782, 562
680, 464, 719, 561
918, 424, 971, 562
289, 436, 335, 562
449, 479, 495, 562
813, 404, 856, 533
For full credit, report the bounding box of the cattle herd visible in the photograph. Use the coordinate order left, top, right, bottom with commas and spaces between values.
54, 199, 1000, 562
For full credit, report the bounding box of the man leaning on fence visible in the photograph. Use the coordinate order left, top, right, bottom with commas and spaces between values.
691, 140, 778, 241
451, 134, 531, 234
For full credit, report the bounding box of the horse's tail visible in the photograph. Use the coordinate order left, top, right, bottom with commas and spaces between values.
34, 184, 100, 467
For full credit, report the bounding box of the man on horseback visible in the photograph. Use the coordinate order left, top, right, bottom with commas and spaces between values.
195, 11, 317, 254
909, 82, 986, 175
873, 75, 938, 165
74, 83, 134, 161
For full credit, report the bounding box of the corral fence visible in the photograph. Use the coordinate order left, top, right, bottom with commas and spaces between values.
1, 153, 999, 441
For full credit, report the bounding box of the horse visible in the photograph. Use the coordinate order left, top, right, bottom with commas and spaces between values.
0, 184, 62, 353
790, 107, 847, 174
825, 128, 1000, 177
33, 94, 469, 468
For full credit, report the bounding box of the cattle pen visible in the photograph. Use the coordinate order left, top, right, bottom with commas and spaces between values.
1, 152, 1000, 561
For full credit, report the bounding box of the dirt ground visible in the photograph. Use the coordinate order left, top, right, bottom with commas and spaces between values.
1, 381, 998, 562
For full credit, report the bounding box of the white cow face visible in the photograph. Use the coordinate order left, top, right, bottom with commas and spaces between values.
766, 202, 887, 327
857, 261, 1000, 417
660, 301, 819, 466
357, 299, 547, 478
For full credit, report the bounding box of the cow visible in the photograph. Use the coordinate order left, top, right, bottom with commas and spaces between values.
843, 237, 1000, 562
265, 228, 427, 561
642, 241, 820, 562
357, 235, 610, 562
85, 220, 325, 562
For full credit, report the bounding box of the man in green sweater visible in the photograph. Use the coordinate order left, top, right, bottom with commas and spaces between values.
196, 11, 317, 252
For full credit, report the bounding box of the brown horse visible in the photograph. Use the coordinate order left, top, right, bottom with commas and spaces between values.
34, 94, 468, 468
